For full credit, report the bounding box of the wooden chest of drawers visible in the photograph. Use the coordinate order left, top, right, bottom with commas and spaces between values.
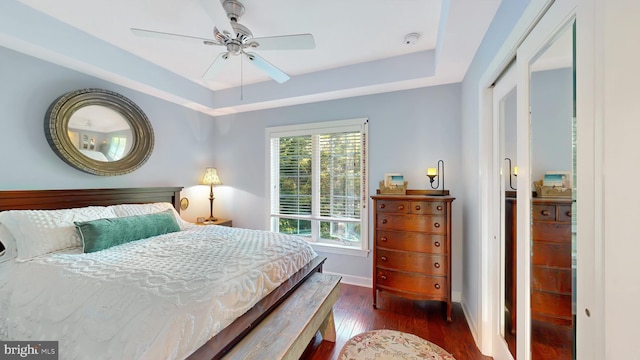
371, 193, 455, 321
531, 197, 573, 326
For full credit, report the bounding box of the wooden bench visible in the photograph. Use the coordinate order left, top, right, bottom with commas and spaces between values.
222, 272, 341, 360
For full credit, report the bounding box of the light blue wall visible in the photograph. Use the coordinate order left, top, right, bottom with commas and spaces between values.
460, 0, 531, 336
0, 46, 216, 190
1, 41, 466, 293
209, 84, 463, 289
505, 68, 573, 188
530, 68, 573, 182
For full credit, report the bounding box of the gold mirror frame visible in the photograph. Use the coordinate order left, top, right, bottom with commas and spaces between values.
45, 88, 154, 176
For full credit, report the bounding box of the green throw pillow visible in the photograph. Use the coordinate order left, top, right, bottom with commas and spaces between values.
75, 209, 180, 253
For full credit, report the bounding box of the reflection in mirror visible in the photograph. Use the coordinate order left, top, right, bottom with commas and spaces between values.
45, 88, 154, 176
501, 87, 517, 358
67, 105, 133, 162
529, 21, 575, 360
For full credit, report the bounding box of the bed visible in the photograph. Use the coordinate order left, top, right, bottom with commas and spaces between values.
79, 149, 110, 162
0, 187, 329, 359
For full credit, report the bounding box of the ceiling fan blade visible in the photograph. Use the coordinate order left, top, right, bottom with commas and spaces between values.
244, 52, 290, 83
202, 52, 231, 79
250, 34, 315, 50
200, 0, 235, 36
131, 28, 220, 46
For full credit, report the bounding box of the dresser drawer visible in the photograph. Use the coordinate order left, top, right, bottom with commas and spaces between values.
376, 230, 446, 253
376, 269, 447, 297
532, 242, 572, 268
557, 205, 572, 222
532, 204, 556, 221
376, 200, 410, 214
410, 201, 446, 215
377, 214, 446, 233
532, 266, 572, 294
377, 249, 447, 276
532, 222, 571, 242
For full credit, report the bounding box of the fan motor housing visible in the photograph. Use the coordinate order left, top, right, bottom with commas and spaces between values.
223, 0, 245, 22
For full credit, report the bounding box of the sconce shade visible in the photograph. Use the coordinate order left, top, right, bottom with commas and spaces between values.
427, 168, 438, 176
513, 167, 518, 176
201, 168, 223, 186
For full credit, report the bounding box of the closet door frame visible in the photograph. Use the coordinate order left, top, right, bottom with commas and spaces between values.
477, 0, 600, 358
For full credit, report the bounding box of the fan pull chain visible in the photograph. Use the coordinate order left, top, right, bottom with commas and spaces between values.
240, 53, 244, 101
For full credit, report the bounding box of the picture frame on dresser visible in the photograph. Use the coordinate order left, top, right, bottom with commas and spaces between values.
371, 189, 455, 321
384, 173, 405, 187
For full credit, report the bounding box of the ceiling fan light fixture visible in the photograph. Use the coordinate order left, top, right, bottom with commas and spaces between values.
133, 0, 314, 84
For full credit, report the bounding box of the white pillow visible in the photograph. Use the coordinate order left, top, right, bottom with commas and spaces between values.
0, 206, 117, 260
0, 224, 17, 262
110, 202, 191, 230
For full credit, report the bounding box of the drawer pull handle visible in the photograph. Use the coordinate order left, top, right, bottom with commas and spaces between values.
415, 205, 421, 210
434, 283, 441, 290
381, 237, 388, 242
434, 223, 441, 228
566, 211, 572, 217
381, 256, 388, 261
541, 210, 550, 216
434, 241, 441, 247
437, 205, 443, 211
382, 219, 388, 224
434, 262, 441, 269
380, 204, 386, 209
381, 275, 387, 280
398, 205, 405, 210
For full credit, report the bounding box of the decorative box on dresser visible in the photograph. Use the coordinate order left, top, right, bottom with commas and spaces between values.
531, 197, 573, 326
371, 190, 455, 322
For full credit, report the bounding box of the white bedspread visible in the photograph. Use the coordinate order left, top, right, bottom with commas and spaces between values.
0, 225, 317, 360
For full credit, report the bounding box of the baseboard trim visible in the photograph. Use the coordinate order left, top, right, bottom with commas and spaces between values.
461, 299, 481, 352
324, 272, 372, 288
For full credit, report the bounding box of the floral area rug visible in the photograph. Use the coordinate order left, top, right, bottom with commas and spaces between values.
338, 329, 456, 360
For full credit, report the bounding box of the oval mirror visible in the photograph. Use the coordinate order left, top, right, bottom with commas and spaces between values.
45, 88, 154, 176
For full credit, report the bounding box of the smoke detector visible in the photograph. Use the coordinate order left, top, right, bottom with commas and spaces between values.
404, 32, 420, 45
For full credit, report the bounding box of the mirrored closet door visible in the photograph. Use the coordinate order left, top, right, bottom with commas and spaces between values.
491, 62, 517, 360
516, 0, 576, 358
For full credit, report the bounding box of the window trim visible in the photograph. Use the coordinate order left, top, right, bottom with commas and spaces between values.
265, 118, 369, 253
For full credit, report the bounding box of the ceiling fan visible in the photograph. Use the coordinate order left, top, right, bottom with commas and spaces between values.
131, 0, 315, 83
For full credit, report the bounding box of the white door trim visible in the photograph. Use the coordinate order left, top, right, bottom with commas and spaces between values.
476, 0, 553, 354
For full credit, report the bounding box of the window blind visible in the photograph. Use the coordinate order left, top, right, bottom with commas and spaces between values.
267, 119, 368, 248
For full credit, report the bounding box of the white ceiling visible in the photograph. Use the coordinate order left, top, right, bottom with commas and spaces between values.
3, 0, 501, 116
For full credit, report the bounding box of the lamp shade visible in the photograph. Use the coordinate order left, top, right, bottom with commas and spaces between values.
201, 167, 223, 185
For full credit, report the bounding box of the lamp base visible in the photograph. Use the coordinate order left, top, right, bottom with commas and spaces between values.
204, 216, 218, 223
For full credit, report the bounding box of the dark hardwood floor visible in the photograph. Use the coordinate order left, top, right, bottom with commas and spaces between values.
530, 319, 573, 360
504, 311, 574, 360
302, 283, 491, 360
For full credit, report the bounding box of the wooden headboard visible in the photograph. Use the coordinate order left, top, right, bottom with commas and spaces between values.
0, 187, 183, 212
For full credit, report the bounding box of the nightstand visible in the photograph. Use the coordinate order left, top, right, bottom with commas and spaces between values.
195, 218, 232, 227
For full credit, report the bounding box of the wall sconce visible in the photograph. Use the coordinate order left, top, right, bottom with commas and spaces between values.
201, 167, 223, 223
426, 159, 446, 196
505, 158, 517, 190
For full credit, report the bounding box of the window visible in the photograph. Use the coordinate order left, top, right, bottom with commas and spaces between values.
266, 118, 369, 253
107, 136, 127, 161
